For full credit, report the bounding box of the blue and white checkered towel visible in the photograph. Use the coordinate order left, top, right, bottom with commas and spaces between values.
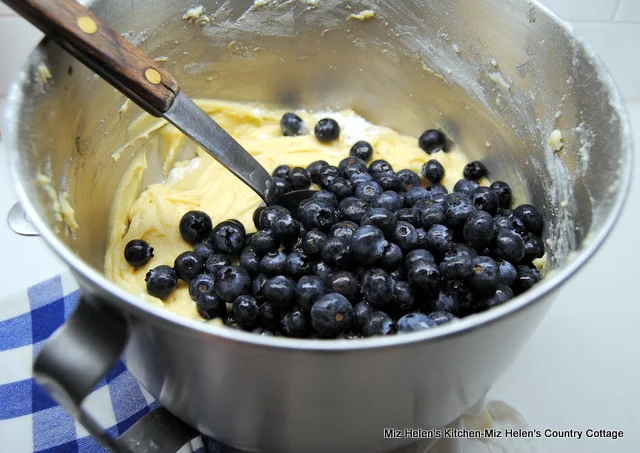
0, 272, 225, 453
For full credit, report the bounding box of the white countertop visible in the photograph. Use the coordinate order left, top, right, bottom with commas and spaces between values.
0, 98, 638, 452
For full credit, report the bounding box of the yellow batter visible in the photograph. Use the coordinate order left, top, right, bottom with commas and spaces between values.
105, 100, 478, 320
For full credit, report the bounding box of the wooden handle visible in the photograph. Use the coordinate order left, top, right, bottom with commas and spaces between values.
4, 0, 180, 116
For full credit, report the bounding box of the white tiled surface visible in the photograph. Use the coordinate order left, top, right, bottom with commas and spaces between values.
541, 0, 620, 21
616, 0, 640, 22
0, 17, 43, 97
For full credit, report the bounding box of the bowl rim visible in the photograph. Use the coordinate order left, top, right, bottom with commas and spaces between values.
3, 0, 634, 352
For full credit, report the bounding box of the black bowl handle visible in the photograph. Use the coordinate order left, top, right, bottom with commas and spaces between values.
33, 297, 199, 452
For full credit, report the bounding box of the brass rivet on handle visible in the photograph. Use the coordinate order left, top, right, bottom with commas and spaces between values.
77, 16, 98, 34
145, 68, 162, 85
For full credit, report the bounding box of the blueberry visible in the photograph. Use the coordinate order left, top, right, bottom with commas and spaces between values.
429, 310, 457, 325
339, 156, 368, 179
350, 140, 374, 161
422, 159, 445, 183
179, 211, 213, 244
338, 197, 369, 223
261, 250, 288, 276
415, 228, 429, 248
418, 129, 447, 153
397, 169, 422, 191
406, 260, 440, 294
352, 300, 373, 333
280, 113, 305, 136
271, 212, 300, 244
330, 221, 359, 240
296, 275, 325, 311
490, 181, 512, 209
211, 221, 246, 255
302, 228, 328, 256
224, 314, 240, 329
253, 206, 265, 231
463, 161, 487, 180
445, 196, 476, 230
307, 160, 329, 184
392, 208, 417, 228
497, 260, 517, 286
404, 249, 435, 268
274, 177, 292, 195
297, 199, 339, 231
397, 313, 437, 333
250, 229, 280, 255
205, 253, 231, 275
263, 275, 296, 308
314, 118, 340, 142
288, 167, 311, 190
145, 265, 178, 299
196, 293, 227, 320
362, 311, 395, 336
240, 248, 261, 277
312, 260, 334, 284
124, 239, 154, 267
259, 205, 289, 230
430, 290, 458, 315
513, 204, 544, 235
321, 236, 351, 268
372, 191, 403, 212
174, 251, 204, 282
285, 251, 311, 279
193, 242, 214, 261
453, 179, 478, 197
444, 280, 474, 308
378, 242, 404, 271
427, 182, 448, 195
312, 190, 338, 207
513, 265, 541, 294
349, 170, 374, 185
328, 177, 353, 198
354, 181, 383, 203
251, 273, 268, 301
272, 164, 291, 179
493, 214, 513, 232
350, 225, 387, 265
361, 268, 394, 307
391, 280, 416, 315
472, 187, 499, 215
327, 271, 360, 301
361, 208, 397, 238
318, 165, 340, 188
233, 295, 260, 329
523, 234, 545, 262
188, 273, 216, 301
369, 159, 393, 175
282, 307, 311, 337
468, 256, 500, 295
479, 284, 514, 309
214, 265, 251, 302
375, 171, 400, 191
492, 229, 525, 264
398, 192, 407, 207
260, 302, 281, 330
439, 248, 473, 280
463, 210, 495, 250
311, 293, 354, 337
413, 201, 446, 229
425, 224, 453, 256
392, 221, 419, 253
403, 187, 428, 208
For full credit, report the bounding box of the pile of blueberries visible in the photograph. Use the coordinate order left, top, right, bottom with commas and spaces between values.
124, 113, 544, 339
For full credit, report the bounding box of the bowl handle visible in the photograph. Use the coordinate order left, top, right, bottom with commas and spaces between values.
33, 297, 199, 452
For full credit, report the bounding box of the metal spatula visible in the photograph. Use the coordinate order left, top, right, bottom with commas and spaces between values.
3, 0, 316, 211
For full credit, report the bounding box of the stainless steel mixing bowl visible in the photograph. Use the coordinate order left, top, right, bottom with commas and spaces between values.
3, 0, 632, 452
